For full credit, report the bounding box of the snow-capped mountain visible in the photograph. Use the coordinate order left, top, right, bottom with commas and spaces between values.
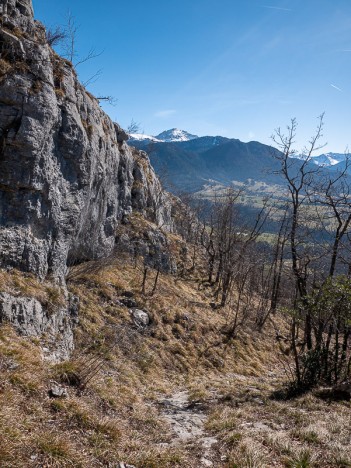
129, 128, 198, 143
128, 133, 161, 143
131, 129, 351, 192
155, 128, 198, 142
294, 152, 348, 167
311, 153, 347, 167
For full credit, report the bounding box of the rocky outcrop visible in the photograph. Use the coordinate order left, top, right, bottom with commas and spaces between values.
0, 0, 173, 281
0, 292, 78, 360
0, 0, 177, 358
115, 218, 177, 273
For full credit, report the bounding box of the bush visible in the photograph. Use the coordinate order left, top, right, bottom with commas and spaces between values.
292, 276, 351, 390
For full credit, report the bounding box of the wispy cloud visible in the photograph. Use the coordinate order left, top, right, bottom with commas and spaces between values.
154, 109, 176, 118
330, 84, 343, 92
262, 5, 292, 11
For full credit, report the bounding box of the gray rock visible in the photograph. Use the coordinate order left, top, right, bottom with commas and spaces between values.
7, 360, 20, 371
0, 292, 75, 361
114, 123, 129, 143
115, 224, 177, 274
68, 294, 80, 325
49, 382, 68, 398
131, 309, 150, 327
200, 458, 213, 467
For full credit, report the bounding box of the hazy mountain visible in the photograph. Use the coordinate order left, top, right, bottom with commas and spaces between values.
130, 129, 351, 194
329, 160, 351, 175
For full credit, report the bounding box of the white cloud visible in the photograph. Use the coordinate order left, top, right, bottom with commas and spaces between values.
248, 131, 255, 139
330, 84, 343, 92
154, 109, 176, 118
262, 5, 292, 11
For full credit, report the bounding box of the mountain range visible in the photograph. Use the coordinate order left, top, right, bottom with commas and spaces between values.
129, 129, 349, 193
294, 151, 349, 169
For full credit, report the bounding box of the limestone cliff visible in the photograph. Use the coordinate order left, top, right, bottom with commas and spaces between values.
0, 0, 173, 281
0, 0, 175, 358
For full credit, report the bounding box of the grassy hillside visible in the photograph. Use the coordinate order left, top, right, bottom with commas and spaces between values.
1, 217, 350, 467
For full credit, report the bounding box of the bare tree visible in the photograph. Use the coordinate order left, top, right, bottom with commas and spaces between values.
256, 206, 290, 328
127, 119, 141, 135
46, 26, 66, 47
309, 154, 351, 277
95, 95, 118, 106
272, 114, 325, 350
58, 11, 103, 76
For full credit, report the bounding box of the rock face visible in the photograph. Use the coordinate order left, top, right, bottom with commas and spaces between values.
116, 219, 177, 273
0, 0, 176, 358
0, 292, 78, 360
0, 0, 173, 280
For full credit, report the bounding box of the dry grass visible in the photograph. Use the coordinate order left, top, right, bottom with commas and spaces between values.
205, 377, 351, 467
0, 222, 350, 466
0, 268, 66, 309
0, 58, 12, 77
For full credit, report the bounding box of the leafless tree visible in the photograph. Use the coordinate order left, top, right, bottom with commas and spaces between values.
46, 26, 66, 47
272, 114, 325, 350
62, 11, 103, 66
127, 119, 141, 135
309, 153, 351, 277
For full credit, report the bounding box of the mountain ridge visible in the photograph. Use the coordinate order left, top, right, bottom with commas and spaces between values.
130, 129, 350, 191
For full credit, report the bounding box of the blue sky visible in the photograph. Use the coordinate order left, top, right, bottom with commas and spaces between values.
34, 0, 351, 152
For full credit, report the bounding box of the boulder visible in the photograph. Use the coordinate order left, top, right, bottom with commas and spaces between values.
131, 309, 150, 327
118, 463, 136, 468
48, 382, 68, 398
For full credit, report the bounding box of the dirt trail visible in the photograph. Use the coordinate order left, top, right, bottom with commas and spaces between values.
156, 370, 286, 466
158, 390, 218, 467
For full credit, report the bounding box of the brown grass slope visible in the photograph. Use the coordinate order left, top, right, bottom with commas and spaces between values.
0, 220, 350, 467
